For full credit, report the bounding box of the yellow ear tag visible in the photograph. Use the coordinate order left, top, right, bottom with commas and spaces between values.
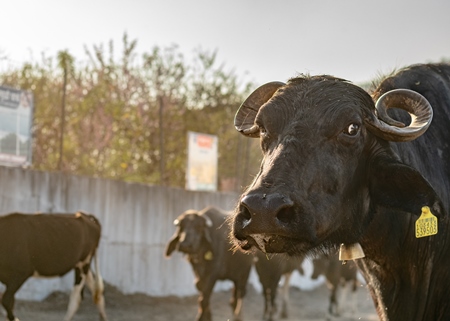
415, 206, 438, 238
204, 251, 213, 261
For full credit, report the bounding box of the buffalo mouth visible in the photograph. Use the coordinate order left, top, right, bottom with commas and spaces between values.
234, 233, 315, 256
177, 244, 201, 255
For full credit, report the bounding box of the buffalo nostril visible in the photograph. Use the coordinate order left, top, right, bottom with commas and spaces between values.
233, 203, 253, 240
240, 192, 294, 223
276, 207, 292, 224
236, 203, 253, 230
235, 193, 296, 242
239, 203, 252, 222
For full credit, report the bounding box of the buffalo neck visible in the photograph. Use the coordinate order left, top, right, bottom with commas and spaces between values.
358, 209, 450, 321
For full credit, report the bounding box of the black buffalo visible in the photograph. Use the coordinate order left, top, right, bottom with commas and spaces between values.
166, 206, 253, 321
254, 252, 303, 321
230, 63, 450, 320
311, 253, 358, 317
0, 211, 107, 321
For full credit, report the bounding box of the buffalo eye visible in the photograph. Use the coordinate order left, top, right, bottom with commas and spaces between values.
345, 123, 360, 136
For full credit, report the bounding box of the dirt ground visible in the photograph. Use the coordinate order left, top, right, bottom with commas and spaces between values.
6, 282, 379, 321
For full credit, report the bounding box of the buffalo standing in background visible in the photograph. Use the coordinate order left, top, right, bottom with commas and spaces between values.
230, 63, 450, 320
311, 252, 358, 317
254, 252, 304, 321
166, 206, 253, 321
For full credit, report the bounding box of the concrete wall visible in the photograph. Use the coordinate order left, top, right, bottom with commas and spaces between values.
0, 166, 320, 301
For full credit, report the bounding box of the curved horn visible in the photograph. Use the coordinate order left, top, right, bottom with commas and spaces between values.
365, 89, 433, 142
234, 81, 285, 137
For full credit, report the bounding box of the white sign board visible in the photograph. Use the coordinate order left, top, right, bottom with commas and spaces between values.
186, 131, 218, 191
0, 86, 34, 166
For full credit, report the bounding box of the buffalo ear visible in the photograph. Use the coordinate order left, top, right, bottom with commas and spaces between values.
234, 81, 285, 137
165, 235, 180, 258
370, 160, 442, 217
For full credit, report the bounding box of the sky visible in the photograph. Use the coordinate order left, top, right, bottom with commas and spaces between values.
1, 0, 450, 86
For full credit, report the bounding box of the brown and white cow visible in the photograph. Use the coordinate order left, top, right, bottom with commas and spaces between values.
0, 211, 107, 321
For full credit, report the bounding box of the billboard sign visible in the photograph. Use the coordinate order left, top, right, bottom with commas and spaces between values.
186, 131, 218, 191
0, 86, 34, 166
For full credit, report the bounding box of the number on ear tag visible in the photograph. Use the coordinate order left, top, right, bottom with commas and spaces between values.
415, 206, 438, 238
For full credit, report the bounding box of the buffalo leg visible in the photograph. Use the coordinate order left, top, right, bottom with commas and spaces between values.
230, 285, 244, 321
197, 281, 215, 321
231, 281, 247, 321
328, 285, 340, 316
269, 286, 277, 321
2, 275, 29, 321
280, 272, 292, 319
263, 287, 274, 321
262, 286, 270, 320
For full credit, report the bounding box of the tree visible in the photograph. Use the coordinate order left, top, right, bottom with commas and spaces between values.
0, 35, 261, 191
184, 48, 259, 190
142, 44, 187, 185
56, 50, 74, 170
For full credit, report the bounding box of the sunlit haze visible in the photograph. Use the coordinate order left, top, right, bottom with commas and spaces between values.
1, 0, 450, 85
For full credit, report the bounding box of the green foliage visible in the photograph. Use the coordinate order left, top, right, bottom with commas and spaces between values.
0, 34, 261, 191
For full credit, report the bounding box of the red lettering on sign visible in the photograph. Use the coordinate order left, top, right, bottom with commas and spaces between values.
196, 135, 213, 148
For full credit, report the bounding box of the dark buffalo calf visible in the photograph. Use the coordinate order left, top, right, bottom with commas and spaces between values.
166, 206, 253, 321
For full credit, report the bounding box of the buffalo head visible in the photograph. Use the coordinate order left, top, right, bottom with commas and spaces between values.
165, 210, 213, 257
230, 75, 438, 256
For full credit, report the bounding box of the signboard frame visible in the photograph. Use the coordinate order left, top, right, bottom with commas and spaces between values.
185, 131, 218, 191
0, 85, 34, 166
